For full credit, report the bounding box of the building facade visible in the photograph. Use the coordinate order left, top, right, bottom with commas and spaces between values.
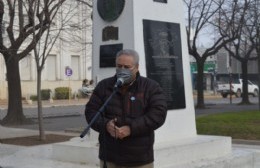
216, 48, 258, 84
0, 1, 93, 100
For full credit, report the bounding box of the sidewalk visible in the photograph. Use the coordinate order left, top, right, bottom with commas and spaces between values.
0, 99, 88, 151
0, 98, 88, 109
0, 142, 88, 168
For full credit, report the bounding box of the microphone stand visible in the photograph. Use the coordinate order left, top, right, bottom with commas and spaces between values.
80, 87, 119, 138
80, 87, 119, 168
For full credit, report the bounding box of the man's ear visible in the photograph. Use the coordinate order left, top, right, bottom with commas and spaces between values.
136, 64, 139, 70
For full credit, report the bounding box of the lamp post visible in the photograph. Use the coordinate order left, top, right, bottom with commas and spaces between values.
228, 44, 232, 104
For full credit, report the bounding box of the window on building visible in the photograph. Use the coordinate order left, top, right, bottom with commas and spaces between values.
20, 55, 31, 81
47, 55, 57, 81
71, 55, 80, 80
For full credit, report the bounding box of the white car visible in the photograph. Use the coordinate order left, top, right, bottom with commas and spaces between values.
217, 79, 259, 98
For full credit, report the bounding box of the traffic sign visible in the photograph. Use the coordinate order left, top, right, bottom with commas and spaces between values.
65, 67, 73, 77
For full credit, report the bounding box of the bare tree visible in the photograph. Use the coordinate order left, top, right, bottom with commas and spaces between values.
0, 0, 67, 125
32, 4, 63, 141
31, 0, 92, 140
251, 0, 260, 108
219, 0, 257, 104
184, 0, 237, 108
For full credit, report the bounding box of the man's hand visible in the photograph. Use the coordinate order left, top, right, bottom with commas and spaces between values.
106, 118, 117, 138
106, 118, 131, 139
116, 125, 131, 139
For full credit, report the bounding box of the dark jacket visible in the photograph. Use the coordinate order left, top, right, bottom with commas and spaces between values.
85, 73, 167, 167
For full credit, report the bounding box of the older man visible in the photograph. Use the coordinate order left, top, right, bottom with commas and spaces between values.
85, 49, 167, 168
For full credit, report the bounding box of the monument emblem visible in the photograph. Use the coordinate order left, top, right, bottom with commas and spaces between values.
97, 0, 125, 22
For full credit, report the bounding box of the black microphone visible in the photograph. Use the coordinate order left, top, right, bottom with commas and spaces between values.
114, 78, 124, 88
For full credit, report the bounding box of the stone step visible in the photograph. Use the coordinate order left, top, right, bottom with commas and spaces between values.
166, 148, 257, 168
52, 135, 233, 167
52, 135, 260, 168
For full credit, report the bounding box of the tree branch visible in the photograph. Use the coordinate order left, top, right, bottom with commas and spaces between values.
6, 0, 15, 45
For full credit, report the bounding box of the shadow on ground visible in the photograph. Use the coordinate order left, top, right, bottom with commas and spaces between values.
0, 134, 75, 146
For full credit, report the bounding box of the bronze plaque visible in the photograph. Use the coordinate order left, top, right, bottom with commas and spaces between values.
143, 19, 185, 110
102, 26, 119, 41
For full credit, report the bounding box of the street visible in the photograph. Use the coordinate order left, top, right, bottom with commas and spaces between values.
194, 96, 259, 115
4, 97, 260, 133
6, 106, 87, 132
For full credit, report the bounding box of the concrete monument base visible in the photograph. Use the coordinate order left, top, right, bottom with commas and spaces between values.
51, 135, 260, 168
154, 135, 231, 167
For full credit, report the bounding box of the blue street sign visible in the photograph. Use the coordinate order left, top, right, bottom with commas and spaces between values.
65, 67, 73, 77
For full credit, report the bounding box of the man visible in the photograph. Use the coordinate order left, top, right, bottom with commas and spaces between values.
85, 49, 167, 168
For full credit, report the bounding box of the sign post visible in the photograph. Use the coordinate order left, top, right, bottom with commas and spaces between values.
65, 66, 73, 103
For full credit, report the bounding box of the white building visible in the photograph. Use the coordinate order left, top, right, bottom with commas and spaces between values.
0, 1, 93, 100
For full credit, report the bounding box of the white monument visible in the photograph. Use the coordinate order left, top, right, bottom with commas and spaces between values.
52, 0, 259, 167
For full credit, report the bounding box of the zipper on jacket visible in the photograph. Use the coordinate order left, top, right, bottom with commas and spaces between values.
121, 93, 128, 125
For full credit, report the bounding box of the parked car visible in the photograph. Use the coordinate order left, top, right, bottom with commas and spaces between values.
217, 79, 259, 98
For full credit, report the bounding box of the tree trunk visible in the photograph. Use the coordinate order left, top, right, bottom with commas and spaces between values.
1, 55, 29, 125
37, 70, 46, 141
258, 49, 260, 110
196, 60, 205, 108
240, 60, 250, 104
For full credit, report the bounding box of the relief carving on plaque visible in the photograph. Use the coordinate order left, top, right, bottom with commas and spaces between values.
102, 26, 119, 41
148, 31, 179, 58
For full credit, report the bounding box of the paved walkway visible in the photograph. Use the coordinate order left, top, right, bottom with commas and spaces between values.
0, 98, 88, 168
0, 143, 88, 168
0, 98, 88, 109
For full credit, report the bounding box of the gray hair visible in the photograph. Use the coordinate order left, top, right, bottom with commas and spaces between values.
116, 49, 139, 65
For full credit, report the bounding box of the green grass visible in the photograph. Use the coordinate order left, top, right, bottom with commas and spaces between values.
196, 110, 260, 140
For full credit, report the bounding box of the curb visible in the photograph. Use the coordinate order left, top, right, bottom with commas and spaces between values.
26, 113, 83, 119
0, 99, 88, 109
232, 139, 260, 145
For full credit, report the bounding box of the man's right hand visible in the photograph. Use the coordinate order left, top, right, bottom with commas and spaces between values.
106, 118, 131, 139
106, 118, 118, 138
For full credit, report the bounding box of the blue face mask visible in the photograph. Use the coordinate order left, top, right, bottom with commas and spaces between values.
116, 68, 133, 85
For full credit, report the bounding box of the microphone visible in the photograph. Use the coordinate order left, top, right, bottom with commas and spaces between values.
114, 78, 124, 88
